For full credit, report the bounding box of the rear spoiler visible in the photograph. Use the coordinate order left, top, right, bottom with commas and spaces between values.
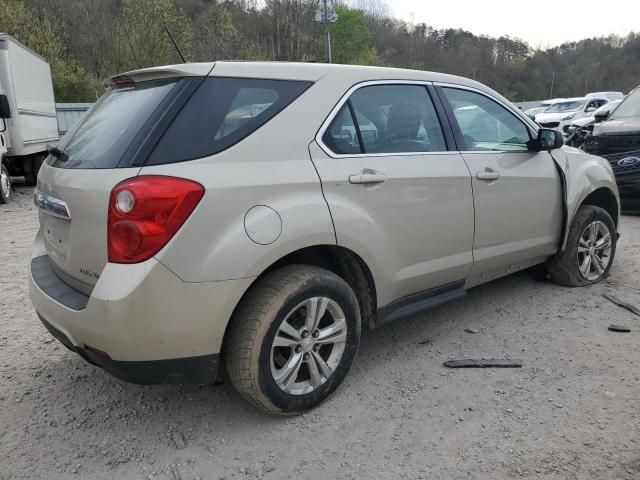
104, 62, 215, 88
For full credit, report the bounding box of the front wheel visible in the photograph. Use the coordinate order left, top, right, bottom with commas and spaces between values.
0, 164, 11, 204
547, 205, 616, 286
225, 265, 361, 415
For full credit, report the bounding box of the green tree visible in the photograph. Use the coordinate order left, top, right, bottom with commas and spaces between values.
113, 0, 192, 72
330, 7, 380, 65
0, 0, 99, 101
193, 4, 265, 61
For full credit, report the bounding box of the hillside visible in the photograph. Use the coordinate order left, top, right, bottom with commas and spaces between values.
1, 0, 639, 101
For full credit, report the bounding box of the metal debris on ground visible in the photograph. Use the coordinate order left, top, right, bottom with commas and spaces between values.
608, 324, 631, 333
443, 358, 522, 368
171, 431, 187, 450
603, 293, 640, 316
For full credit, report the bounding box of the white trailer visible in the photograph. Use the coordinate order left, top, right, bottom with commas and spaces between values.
0, 33, 59, 203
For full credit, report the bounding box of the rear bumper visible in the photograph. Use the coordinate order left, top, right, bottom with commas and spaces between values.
39, 315, 220, 384
29, 229, 254, 383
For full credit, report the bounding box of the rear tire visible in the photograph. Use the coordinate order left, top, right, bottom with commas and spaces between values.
225, 265, 361, 415
0, 164, 11, 204
547, 205, 616, 286
24, 155, 43, 187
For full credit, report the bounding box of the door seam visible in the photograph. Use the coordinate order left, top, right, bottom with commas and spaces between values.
307, 140, 338, 245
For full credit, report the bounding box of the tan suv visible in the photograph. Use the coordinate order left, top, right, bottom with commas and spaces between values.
29, 62, 619, 415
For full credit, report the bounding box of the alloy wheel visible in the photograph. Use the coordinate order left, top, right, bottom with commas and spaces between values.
270, 296, 347, 395
577, 220, 612, 281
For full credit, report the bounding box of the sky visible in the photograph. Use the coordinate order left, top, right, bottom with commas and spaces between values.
389, 0, 638, 48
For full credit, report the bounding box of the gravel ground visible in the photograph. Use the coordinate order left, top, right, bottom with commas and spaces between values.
1, 183, 640, 480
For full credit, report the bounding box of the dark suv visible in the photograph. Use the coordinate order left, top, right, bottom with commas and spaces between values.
584, 86, 640, 213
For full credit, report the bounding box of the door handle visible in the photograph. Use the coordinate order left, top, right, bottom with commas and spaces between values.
349, 169, 387, 185
476, 168, 501, 181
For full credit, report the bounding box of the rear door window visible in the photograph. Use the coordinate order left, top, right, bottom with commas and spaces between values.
146, 77, 311, 165
322, 84, 447, 155
352, 85, 447, 153
322, 104, 362, 155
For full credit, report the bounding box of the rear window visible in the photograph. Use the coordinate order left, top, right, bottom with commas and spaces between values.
146, 77, 312, 165
51, 79, 179, 169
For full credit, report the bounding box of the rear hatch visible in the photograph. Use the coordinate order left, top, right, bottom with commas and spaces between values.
36, 62, 313, 293
36, 65, 212, 294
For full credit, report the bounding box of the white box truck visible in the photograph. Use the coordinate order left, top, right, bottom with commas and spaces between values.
0, 33, 59, 203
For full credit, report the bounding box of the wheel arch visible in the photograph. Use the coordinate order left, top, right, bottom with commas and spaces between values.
220, 244, 378, 362
580, 187, 619, 227
560, 185, 619, 252
552, 148, 621, 252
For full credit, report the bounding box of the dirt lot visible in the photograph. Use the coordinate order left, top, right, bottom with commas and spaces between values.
1, 183, 639, 480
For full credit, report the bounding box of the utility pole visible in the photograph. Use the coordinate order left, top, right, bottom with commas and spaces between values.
549, 71, 555, 98
315, 0, 338, 63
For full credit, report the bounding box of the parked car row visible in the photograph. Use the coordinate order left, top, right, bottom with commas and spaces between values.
578, 87, 640, 214
523, 92, 625, 136
536, 96, 611, 135
565, 99, 623, 137
524, 98, 566, 120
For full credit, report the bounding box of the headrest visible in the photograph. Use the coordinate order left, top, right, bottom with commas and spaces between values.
387, 103, 421, 139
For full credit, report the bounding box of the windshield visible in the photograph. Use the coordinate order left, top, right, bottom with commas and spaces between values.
610, 88, 640, 120
545, 100, 585, 113
50, 79, 179, 169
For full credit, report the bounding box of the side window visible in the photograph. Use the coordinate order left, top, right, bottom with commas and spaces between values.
147, 77, 311, 165
322, 84, 447, 155
586, 99, 599, 111
442, 88, 531, 152
322, 104, 362, 154
349, 85, 447, 153
215, 88, 278, 139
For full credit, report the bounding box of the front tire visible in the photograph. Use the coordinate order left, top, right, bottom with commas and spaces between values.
0, 164, 11, 204
225, 265, 361, 415
547, 205, 616, 286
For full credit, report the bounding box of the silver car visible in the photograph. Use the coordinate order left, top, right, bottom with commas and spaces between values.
29, 62, 619, 414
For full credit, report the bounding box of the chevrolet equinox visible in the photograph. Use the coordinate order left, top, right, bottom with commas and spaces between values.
30, 62, 620, 414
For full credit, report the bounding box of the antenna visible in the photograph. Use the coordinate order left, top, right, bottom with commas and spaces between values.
164, 26, 187, 64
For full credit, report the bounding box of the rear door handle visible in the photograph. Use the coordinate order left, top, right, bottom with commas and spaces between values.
349, 169, 387, 185
476, 168, 501, 181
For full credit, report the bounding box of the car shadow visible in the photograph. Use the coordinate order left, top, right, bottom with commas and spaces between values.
40, 267, 548, 421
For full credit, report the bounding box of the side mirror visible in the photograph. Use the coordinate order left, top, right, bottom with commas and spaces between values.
594, 109, 610, 122
585, 106, 596, 113
0, 94, 10, 119
536, 128, 564, 151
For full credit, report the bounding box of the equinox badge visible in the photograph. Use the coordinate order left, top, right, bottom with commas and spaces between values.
34, 190, 71, 220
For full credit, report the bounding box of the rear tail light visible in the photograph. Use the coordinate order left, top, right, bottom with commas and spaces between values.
108, 176, 204, 264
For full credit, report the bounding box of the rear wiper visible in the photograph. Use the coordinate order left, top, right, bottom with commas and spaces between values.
46, 144, 68, 162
